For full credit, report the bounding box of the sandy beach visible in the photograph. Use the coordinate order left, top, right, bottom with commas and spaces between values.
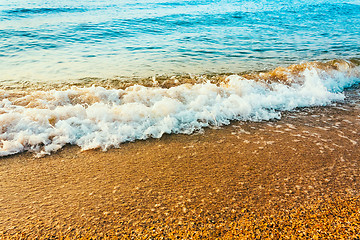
1, 0, 359, 238
0, 99, 359, 239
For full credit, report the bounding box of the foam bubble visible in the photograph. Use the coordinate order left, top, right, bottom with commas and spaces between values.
0, 63, 359, 157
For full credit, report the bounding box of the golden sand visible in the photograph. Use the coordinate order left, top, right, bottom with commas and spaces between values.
0, 102, 359, 239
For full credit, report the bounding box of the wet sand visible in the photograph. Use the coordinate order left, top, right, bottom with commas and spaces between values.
0, 101, 359, 239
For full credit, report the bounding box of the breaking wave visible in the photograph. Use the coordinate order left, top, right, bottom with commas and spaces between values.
0, 60, 359, 157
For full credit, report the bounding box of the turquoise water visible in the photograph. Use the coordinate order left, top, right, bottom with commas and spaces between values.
0, 0, 359, 81
1, 0, 360, 157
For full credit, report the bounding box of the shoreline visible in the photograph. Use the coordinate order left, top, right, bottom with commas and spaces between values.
1, 103, 360, 238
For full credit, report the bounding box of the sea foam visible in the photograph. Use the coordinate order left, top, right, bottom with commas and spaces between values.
0, 63, 359, 157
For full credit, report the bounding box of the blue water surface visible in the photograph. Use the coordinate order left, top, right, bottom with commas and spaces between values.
0, 0, 359, 81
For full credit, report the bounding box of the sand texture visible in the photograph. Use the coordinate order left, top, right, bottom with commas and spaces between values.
0, 101, 360, 239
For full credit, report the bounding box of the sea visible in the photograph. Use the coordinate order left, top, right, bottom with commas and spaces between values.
0, 0, 359, 156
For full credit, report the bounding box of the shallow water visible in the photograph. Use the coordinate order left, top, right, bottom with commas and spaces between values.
0, 1, 359, 157
0, 0, 359, 81
0, 61, 359, 157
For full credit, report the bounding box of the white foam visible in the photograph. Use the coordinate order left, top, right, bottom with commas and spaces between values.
0, 67, 359, 157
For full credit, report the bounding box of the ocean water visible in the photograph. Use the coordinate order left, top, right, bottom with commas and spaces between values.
0, 0, 359, 156
1, 0, 359, 81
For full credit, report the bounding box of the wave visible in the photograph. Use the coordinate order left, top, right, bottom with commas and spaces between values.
0, 60, 359, 157
4, 7, 86, 17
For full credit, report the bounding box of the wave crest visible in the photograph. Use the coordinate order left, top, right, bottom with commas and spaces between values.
0, 60, 359, 157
